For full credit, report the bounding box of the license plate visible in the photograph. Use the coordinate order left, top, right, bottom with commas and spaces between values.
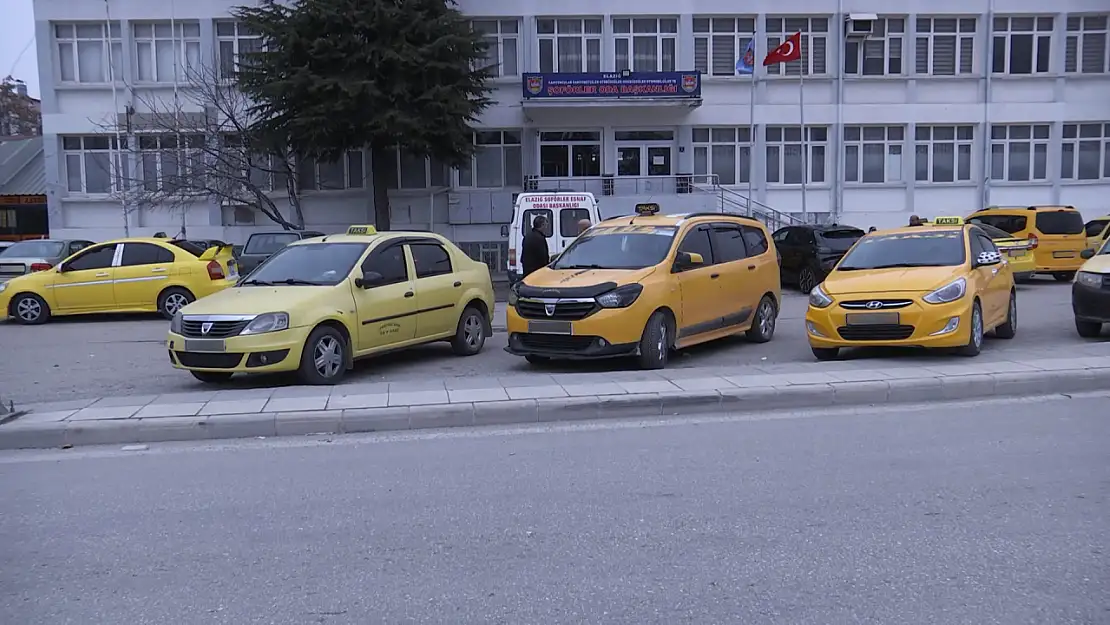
527, 320, 572, 334
1053, 251, 1076, 258
1007, 249, 1025, 257
184, 339, 226, 352
228, 263, 239, 279
845, 312, 899, 325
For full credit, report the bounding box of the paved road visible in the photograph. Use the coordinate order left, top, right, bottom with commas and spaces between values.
1, 279, 1103, 405
1, 395, 1107, 624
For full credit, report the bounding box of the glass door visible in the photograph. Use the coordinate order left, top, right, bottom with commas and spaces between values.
646, 146, 672, 176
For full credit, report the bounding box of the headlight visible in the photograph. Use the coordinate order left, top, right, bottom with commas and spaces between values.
241, 312, 290, 335
507, 282, 519, 306
808, 284, 833, 308
169, 311, 182, 334
0, 282, 7, 295
922, 277, 967, 304
1076, 271, 1103, 288
596, 284, 643, 308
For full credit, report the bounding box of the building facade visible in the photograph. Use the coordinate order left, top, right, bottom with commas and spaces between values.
33, 0, 1110, 276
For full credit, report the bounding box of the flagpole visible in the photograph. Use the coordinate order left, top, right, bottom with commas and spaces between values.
798, 58, 808, 223
747, 51, 756, 214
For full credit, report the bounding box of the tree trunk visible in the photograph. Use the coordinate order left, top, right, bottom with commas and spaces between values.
284, 158, 306, 229
371, 144, 392, 231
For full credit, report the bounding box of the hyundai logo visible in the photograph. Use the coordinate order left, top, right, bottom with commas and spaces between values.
544, 303, 556, 316
865, 301, 884, 310
201, 322, 213, 335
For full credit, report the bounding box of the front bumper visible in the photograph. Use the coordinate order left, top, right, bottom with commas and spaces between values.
1072, 280, 1110, 323
166, 326, 311, 373
505, 333, 639, 359
504, 301, 653, 359
805, 295, 974, 350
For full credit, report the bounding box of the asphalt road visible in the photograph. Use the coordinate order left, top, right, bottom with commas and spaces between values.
1, 278, 1103, 405
1, 395, 1107, 624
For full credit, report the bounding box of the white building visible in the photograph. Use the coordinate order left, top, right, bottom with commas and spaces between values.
33, 0, 1110, 276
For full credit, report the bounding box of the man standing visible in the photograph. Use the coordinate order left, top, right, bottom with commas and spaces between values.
577, 219, 591, 236
521, 215, 550, 277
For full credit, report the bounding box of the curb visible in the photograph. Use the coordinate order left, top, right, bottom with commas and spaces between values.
2, 367, 1108, 450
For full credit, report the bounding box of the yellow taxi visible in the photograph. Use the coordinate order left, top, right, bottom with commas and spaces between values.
166, 226, 495, 385
505, 204, 781, 369
1084, 215, 1110, 253
0, 237, 238, 324
934, 215, 1036, 282
805, 223, 1016, 360
966, 206, 1088, 281
1073, 238, 1110, 338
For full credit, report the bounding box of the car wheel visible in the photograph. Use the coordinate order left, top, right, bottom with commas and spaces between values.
1075, 319, 1103, 338
811, 347, 839, 361
191, 371, 233, 384
158, 287, 195, 320
957, 300, 984, 357
798, 267, 817, 293
298, 326, 348, 385
524, 354, 550, 365
637, 311, 670, 370
994, 290, 1017, 339
11, 293, 50, 325
1053, 272, 1075, 282
451, 306, 486, 356
746, 296, 777, 343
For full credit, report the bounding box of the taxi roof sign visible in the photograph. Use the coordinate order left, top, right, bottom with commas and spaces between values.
346, 225, 377, 235
635, 203, 660, 216
933, 216, 964, 225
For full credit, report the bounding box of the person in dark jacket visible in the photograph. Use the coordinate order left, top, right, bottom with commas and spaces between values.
521, 215, 550, 277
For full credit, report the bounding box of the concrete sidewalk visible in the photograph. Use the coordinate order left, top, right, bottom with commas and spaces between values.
3, 351, 1109, 450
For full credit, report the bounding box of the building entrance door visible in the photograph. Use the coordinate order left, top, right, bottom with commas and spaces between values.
614, 130, 675, 195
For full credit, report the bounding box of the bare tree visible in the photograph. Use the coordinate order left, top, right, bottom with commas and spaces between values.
0, 75, 41, 137
95, 62, 306, 232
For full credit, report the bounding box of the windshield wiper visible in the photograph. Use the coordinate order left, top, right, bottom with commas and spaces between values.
560, 264, 606, 269
238, 279, 273, 286
272, 278, 323, 286
840, 262, 941, 271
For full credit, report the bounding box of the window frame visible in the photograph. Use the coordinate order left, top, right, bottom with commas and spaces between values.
120, 242, 175, 267
764, 16, 829, 76
54, 22, 123, 84
991, 15, 1054, 75
137, 133, 207, 193
740, 225, 770, 256
612, 16, 679, 73
215, 20, 262, 80
64, 243, 118, 272
692, 127, 753, 186
538, 131, 603, 178
843, 126, 905, 184
296, 150, 366, 191
362, 243, 411, 287
989, 124, 1050, 182
536, 17, 602, 73
914, 125, 976, 184
472, 18, 520, 78
844, 17, 905, 76
408, 242, 454, 279
132, 21, 202, 83
1065, 15, 1109, 75
915, 17, 977, 76
708, 222, 749, 263
1061, 123, 1110, 181
676, 224, 717, 267
457, 130, 523, 189
693, 17, 756, 77
765, 126, 829, 186
62, 135, 129, 195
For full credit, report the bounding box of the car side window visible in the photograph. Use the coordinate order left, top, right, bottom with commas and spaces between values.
772, 228, 790, 244
365, 245, 408, 285
120, 242, 174, 267
741, 226, 769, 256
69, 241, 91, 256
409, 243, 453, 278
709, 224, 747, 263
977, 234, 999, 255
677, 225, 715, 265
969, 233, 987, 260
784, 228, 810, 246
66, 245, 116, 271
522, 209, 553, 238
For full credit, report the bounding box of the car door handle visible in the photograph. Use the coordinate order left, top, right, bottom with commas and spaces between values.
404, 291, 414, 298
747, 265, 756, 270
453, 281, 462, 287
95, 272, 109, 277
710, 273, 720, 279
151, 267, 166, 273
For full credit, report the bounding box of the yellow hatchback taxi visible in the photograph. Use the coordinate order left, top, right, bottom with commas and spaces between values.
0, 237, 238, 324
805, 223, 1017, 360
166, 226, 495, 385
966, 205, 1088, 281
505, 205, 781, 369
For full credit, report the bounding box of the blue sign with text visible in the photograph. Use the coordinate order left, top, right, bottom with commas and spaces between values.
522, 72, 702, 100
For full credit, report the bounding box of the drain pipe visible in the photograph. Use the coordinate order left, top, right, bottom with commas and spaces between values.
834, 0, 845, 223
981, 0, 995, 207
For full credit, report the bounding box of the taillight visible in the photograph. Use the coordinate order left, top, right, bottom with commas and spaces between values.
1027, 234, 1039, 250
29, 262, 52, 272
206, 260, 225, 280
508, 248, 517, 266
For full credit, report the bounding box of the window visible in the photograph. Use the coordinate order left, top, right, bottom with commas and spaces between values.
248, 243, 369, 287
54, 23, 122, 83
765, 126, 828, 185
523, 209, 553, 237
133, 22, 201, 82
1066, 15, 1109, 74
138, 134, 206, 192
914, 125, 974, 183
244, 233, 299, 255
296, 151, 365, 191
845, 18, 904, 76
537, 18, 602, 73
121, 243, 174, 266
613, 17, 678, 72
1086, 219, 1110, 237
410, 243, 453, 278
69, 241, 92, 256
765, 17, 828, 76
552, 227, 678, 270
472, 19, 519, 77
969, 214, 1027, 234
844, 126, 904, 184
376, 149, 448, 190
839, 231, 967, 269
1061, 123, 1110, 180
992, 16, 1053, 75
678, 225, 715, 264
693, 17, 756, 77
366, 245, 409, 285
1035, 211, 1085, 235
741, 226, 769, 255
693, 128, 752, 186
66, 245, 116, 271
216, 21, 262, 79
458, 130, 523, 188
539, 131, 601, 178
63, 136, 128, 194
915, 17, 976, 76
786, 228, 814, 246
459, 241, 509, 276
990, 124, 1049, 182
710, 224, 748, 262
559, 208, 592, 237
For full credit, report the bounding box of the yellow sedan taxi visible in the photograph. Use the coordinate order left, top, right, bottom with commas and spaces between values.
1073, 238, 1110, 338
0, 237, 238, 324
505, 204, 781, 369
167, 226, 495, 385
805, 223, 1017, 360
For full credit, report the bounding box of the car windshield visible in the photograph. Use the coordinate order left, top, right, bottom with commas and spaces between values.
970, 214, 1026, 234
972, 223, 1014, 239
170, 240, 206, 256
1100, 238, 1110, 255
817, 228, 865, 251
1035, 211, 1085, 235
239, 243, 368, 286
245, 233, 300, 255
551, 225, 677, 270
0, 241, 66, 258
837, 231, 967, 270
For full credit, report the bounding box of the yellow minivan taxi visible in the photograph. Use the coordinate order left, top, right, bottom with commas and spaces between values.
166, 226, 496, 385
1084, 216, 1110, 253
505, 205, 781, 369
0, 237, 238, 324
1073, 238, 1110, 338
966, 206, 1088, 280
805, 224, 1016, 360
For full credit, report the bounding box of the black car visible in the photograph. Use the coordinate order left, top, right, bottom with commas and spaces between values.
772, 224, 866, 292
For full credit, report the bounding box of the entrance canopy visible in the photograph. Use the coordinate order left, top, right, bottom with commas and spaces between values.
521, 71, 703, 109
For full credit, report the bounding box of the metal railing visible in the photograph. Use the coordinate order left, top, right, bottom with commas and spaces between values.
690, 184, 804, 231
526, 174, 721, 197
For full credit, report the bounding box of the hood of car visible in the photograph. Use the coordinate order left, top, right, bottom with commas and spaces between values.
823, 266, 966, 296
523, 266, 656, 290
179, 284, 341, 317
1080, 254, 1110, 274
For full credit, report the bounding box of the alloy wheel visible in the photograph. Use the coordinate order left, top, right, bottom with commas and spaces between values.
463, 314, 483, 347
972, 307, 983, 349
313, 336, 343, 378
164, 293, 189, 315
16, 297, 41, 322
759, 300, 775, 338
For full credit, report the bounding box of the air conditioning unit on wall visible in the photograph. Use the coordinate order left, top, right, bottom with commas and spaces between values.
845, 13, 877, 39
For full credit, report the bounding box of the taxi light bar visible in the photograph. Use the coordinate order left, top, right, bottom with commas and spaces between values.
346, 225, 377, 235
635, 203, 660, 216
206, 260, 225, 280
933, 216, 963, 225
29, 262, 53, 272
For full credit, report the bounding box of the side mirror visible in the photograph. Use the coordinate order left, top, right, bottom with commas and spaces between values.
56, 264, 68, 273
673, 251, 705, 271
355, 271, 384, 289
976, 251, 1001, 267
1081, 249, 1095, 259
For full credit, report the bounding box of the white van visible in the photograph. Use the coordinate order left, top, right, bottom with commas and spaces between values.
507, 192, 600, 283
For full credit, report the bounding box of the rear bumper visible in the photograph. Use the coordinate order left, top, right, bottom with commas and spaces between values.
1073, 282, 1110, 323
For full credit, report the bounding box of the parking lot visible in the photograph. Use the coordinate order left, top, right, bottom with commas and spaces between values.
1, 279, 1104, 405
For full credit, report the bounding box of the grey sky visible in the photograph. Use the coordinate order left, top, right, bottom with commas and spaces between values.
3, 0, 39, 98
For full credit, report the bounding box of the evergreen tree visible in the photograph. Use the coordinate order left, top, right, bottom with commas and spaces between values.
234, 0, 492, 230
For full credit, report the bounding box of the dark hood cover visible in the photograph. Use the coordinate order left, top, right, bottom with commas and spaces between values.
516, 282, 618, 299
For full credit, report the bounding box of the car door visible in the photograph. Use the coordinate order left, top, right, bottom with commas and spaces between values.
771, 228, 794, 277
51, 243, 120, 313
408, 241, 459, 338
968, 232, 1001, 323
674, 224, 721, 338
708, 223, 756, 327
353, 242, 418, 352
113, 242, 176, 309
974, 232, 1010, 324
741, 224, 777, 300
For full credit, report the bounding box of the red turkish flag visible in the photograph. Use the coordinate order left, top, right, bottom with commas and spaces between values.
763, 32, 802, 66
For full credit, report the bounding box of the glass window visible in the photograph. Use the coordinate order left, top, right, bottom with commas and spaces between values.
838, 231, 967, 269
1085, 220, 1110, 237
816, 228, 864, 251
559, 208, 592, 237
969, 214, 1028, 234
120, 242, 174, 266
68, 241, 92, 256
1034, 211, 1085, 235
710, 224, 748, 262
1, 240, 66, 258
523, 209, 553, 237
742, 226, 769, 255
552, 225, 677, 270
65, 245, 117, 271
678, 225, 715, 264
365, 245, 408, 285
244, 233, 300, 255
243, 243, 369, 286
409, 243, 453, 278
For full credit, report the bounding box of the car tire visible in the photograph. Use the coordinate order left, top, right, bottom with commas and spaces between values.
957, 300, 984, 357
191, 371, 233, 384
11, 293, 51, 325
637, 311, 670, 370
993, 290, 1017, 339
811, 347, 839, 361
158, 287, 195, 320
746, 296, 777, 343
524, 354, 550, 365
798, 267, 818, 293
297, 325, 348, 385
1053, 272, 1075, 282
1075, 319, 1102, 338
451, 306, 487, 356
